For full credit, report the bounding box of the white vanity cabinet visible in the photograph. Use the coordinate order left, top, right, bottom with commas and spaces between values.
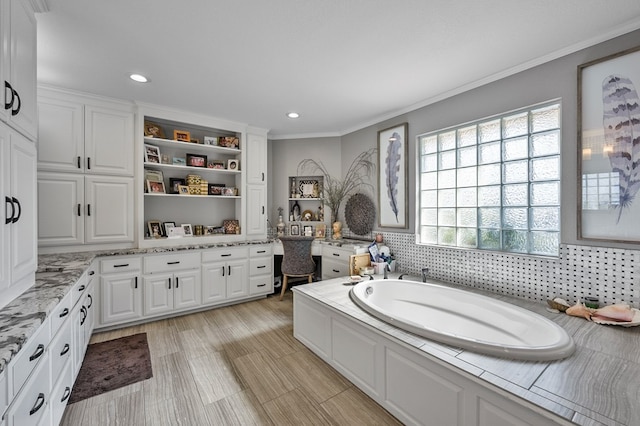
0, 124, 37, 308
1, 0, 38, 140
201, 247, 248, 304
248, 244, 273, 295
321, 245, 353, 280
142, 252, 201, 318
99, 257, 142, 327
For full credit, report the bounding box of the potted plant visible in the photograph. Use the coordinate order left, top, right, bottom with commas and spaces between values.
297, 149, 376, 238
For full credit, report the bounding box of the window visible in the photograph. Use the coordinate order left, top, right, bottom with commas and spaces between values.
417, 101, 561, 256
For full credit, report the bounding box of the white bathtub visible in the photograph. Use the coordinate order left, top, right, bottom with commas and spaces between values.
349, 279, 575, 361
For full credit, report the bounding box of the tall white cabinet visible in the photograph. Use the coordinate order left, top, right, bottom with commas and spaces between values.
37, 88, 135, 248
245, 131, 268, 238
0, 0, 38, 308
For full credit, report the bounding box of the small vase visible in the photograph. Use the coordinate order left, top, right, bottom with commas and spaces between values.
332, 221, 342, 240
277, 215, 285, 237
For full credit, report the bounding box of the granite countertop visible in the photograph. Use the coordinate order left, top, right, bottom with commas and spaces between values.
294, 275, 640, 426
0, 239, 271, 374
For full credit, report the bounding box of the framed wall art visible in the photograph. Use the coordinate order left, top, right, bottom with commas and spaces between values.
378, 123, 408, 228
578, 45, 640, 243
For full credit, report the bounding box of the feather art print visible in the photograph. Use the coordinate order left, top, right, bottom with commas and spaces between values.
602, 74, 640, 223
385, 132, 402, 222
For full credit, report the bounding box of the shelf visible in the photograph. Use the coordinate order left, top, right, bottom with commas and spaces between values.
144, 193, 240, 199
144, 137, 241, 155
144, 162, 241, 175
288, 198, 323, 201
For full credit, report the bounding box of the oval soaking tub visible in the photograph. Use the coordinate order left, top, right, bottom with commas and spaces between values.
349, 279, 575, 361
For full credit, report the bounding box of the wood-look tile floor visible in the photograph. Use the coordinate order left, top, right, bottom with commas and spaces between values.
61, 292, 403, 425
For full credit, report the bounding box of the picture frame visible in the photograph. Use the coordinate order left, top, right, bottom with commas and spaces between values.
146, 180, 166, 194
169, 178, 186, 194
144, 121, 166, 139
290, 223, 300, 236
303, 225, 313, 236
173, 157, 186, 166
227, 159, 239, 171
181, 224, 193, 236
220, 136, 239, 149
578, 45, 640, 243
174, 130, 191, 142
210, 160, 225, 169
204, 136, 218, 146
147, 220, 163, 238
208, 183, 225, 195
177, 185, 190, 195
205, 225, 216, 235
144, 144, 161, 163
168, 226, 184, 238
378, 123, 408, 228
163, 221, 176, 235
186, 153, 207, 168
222, 187, 237, 196
315, 223, 326, 238
144, 169, 163, 183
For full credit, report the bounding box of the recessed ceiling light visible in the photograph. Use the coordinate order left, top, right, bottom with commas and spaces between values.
129, 73, 149, 83
286, 112, 300, 119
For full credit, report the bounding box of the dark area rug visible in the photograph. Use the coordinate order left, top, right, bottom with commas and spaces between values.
69, 333, 153, 404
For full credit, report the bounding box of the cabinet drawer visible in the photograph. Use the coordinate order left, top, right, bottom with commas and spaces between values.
50, 362, 73, 426
202, 246, 248, 263
144, 252, 201, 274
50, 292, 72, 338
322, 259, 349, 280
0, 371, 7, 422
100, 256, 141, 274
250, 275, 273, 295
9, 318, 50, 397
6, 352, 51, 426
49, 322, 72, 386
249, 244, 272, 257
322, 245, 353, 261
249, 258, 272, 276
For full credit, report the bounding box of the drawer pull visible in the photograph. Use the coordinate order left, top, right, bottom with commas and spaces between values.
77, 285, 86, 292
257, 265, 266, 269
77, 156, 81, 169
257, 250, 266, 254
29, 344, 45, 361
89, 270, 95, 276
167, 261, 180, 265
87, 294, 93, 308
60, 343, 70, 356
257, 283, 266, 287
114, 263, 129, 268
59, 308, 69, 318
168, 278, 172, 289
221, 254, 232, 257
29, 393, 45, 416
332, 269, 340, 273
332, 253, 340, 257
228, 265, 231, 275
61, 386, 71, 403
176, 277, 179, 288
134, 276, 138, 289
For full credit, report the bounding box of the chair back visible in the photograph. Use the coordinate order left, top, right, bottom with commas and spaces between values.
279, 236, 316, 275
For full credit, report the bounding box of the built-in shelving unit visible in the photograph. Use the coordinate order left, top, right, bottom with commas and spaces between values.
287, 175, 326, 236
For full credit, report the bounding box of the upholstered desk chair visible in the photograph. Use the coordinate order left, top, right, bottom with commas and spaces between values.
279, 236, 316, 300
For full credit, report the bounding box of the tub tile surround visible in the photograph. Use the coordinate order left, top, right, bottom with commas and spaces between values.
381, 232, 640, 307
0, 240, 271, 374
295, 277, 640, 425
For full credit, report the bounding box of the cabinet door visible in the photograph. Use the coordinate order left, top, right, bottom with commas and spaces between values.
0, 126, 9, 293
9, 131, 36, 283
37, 172, 84, 246
100, 273, 141, 325
0, 1, 8, 125
85, 175, 134, 244
5, 0, 37, 140
201, 262, 227, 305
143, 273, 173, 316
246, 133, 267, 184
174, 270, 201, 311
246, 184, 266, 236
84, 105, 134, 176
227, 259, 248, 299
37, 96, 84, 173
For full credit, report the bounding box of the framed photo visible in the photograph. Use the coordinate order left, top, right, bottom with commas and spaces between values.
169, 178, 186, 194
378, 123, 408, 228
210, 160, 225, 169
227, 159, 239, 171
315, 223, 326, 238
144, 144, 161, 163
204, 136, 218, 146
177, 185, 190, 195
147, 220, 163, 237
190, 137, 200, 144
186, 153, 207, 168
208, 183, 225, 195
303, 225, 313, 236
222, 187, 237, 196
220, 136, 239, 149
146, 180, 166, 194
181, 224, 193, 236
173, 157, 186, 166
144, 121, 166, 139
578, 46, 640, 243
144, 169, 163, 183
290, 223, 300, 236
168, 226, 184, 238
174, 130, 191, 142
205, 225, 216, 235
163, 221, 176, 235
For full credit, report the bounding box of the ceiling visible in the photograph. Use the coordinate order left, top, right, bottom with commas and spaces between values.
36, 0, 640, 139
